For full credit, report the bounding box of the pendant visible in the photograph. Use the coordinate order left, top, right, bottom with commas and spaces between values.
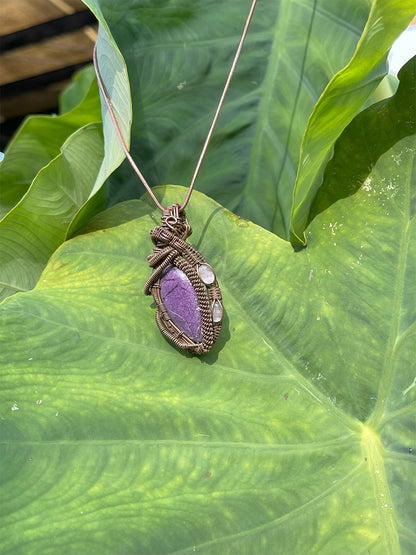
144, 204, 223, 354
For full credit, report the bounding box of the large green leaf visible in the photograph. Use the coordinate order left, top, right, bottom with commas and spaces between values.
307, 54, 416, 228
0, 75, 101, 219
65, 20, 132, 236
0, 22, 132, 301
290, 0, 416, 245
83, 0, 414, 239
1, 126, 414, 555
0, 124, 104, 301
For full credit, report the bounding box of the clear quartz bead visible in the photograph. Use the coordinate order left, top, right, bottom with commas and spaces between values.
197, 264, 216, 285
212, 300, 223, 323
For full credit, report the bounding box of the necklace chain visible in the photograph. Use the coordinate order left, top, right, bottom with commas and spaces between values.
93, 0, 258, 212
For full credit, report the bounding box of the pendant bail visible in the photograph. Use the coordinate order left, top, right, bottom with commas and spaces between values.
160, 204, 192, 240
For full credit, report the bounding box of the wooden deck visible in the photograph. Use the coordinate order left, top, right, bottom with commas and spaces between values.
0, 0, 97, 150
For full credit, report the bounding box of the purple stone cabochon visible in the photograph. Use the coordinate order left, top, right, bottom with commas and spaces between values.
160, 266, 203, 342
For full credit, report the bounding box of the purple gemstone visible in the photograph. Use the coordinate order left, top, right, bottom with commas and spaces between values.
160, 266, 203, 342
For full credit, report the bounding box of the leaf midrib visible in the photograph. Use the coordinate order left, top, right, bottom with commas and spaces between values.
271, 0, 319, 234
243, 0, 290, 221
368, 147, 413, 429
361, 425, 400, 555
0, 436, 358, 450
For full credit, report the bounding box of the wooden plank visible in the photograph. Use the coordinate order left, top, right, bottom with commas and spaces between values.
0, 80, 71, 121
0, 0, 86, 35
1, 11, 97, 51
0, 28, 95, 86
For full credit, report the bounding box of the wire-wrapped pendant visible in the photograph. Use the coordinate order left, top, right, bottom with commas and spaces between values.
144, 204, 223, 354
